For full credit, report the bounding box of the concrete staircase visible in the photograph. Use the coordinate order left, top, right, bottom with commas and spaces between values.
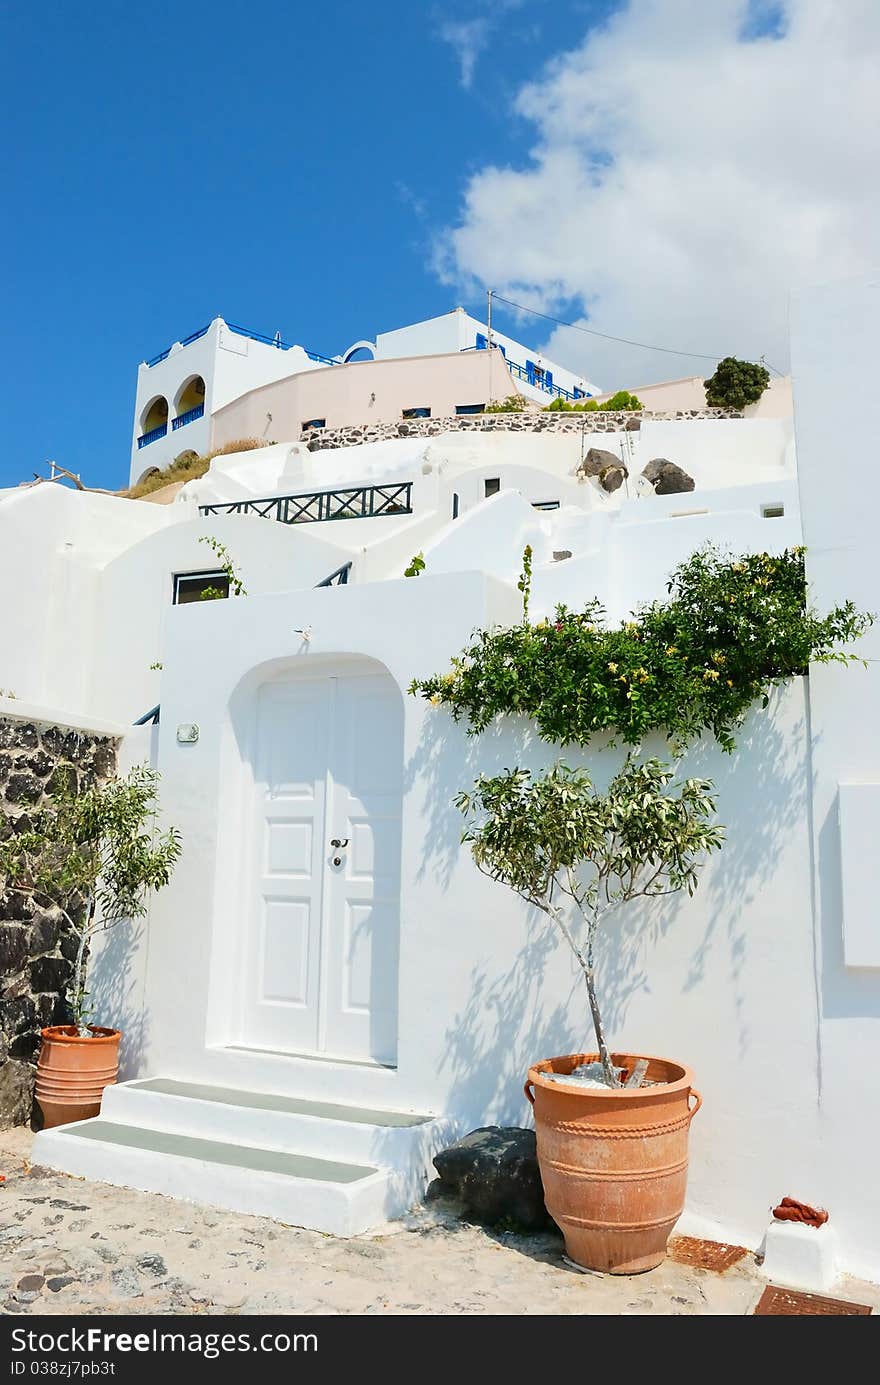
32, 1077, 459, 1236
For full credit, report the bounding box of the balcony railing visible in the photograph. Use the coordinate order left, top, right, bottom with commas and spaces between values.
467, 338, 590, 404
146, 322, 337, 369
172, 403, 205, 430
315, 561, 353, 587
199, 482, 413, 526
137, 423, 168, 449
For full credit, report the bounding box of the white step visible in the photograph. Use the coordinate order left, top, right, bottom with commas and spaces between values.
31, 1076, 461, 1235
32, 1119, 394, 1236
100, 1077, 453, 1169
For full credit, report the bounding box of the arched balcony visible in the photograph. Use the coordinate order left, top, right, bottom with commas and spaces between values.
173, 375, 206, 431
138, 396, 169, 449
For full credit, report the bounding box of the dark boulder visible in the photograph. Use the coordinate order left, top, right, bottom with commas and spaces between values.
578, 446, 622, 479
433, 1126, 551, 1230
600, 465, 626, 493
642, 457, 695, 495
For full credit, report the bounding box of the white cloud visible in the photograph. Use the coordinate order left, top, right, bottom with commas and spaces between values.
437, 18, 491, 90
435, 0, 880, 388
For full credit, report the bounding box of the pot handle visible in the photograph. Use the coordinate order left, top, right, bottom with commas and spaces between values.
523, 1078, 536, 1107
688, 1088, 703, 1121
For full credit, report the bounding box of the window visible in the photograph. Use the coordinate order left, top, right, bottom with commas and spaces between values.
452, 493, 460, 519
761, 503, 785, 518
402, 407, 431, 419
173, 571, 230, 605
475, 332, 488, 350
532, 499, 560, 511
484, 478, 501, 498
302, 418, 326, 431
456, 403, 485, 415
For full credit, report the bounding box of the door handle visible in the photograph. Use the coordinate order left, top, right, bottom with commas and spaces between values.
330, 838, 349, 849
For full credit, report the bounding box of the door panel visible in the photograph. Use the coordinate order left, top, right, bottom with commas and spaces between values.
324, 675, 402, 1064
242, 680, 329, 1052
242, 670, 402, 1065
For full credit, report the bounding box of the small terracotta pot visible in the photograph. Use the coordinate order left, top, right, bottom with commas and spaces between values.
35, 1025, 121, 1129
525, 1052, 702, 1274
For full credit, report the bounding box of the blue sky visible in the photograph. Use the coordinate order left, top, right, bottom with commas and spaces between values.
1, 0, 616, 490
3, 3, 877, 491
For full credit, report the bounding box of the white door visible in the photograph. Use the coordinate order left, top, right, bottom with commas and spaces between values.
242, 671, 402, 1064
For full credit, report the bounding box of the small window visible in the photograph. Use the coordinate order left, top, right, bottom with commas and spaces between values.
532, 499, 560, 512
173, 571, 230, 605
302, 417, 326, 431
484, 478, 501, 498
402, 407, 431, 419
475, 332, 488, 350
762, 503, 785, 519
456, 403, 486, 415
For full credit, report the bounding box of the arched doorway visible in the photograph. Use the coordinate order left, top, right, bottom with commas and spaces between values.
173, 375, 206, 428
139, 396, 168, 445
240, 660, 402, 1065
341, 340, 377, 364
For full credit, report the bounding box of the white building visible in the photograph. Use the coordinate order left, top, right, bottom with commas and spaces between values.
1, 275, 878, 1283
130, 310, 602, 487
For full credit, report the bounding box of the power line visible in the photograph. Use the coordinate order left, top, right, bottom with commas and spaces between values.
488, 291, 785, 375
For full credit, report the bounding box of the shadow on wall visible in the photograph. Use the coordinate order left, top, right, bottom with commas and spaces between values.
88, 918, 150, 1081
404, 680, 813, 1130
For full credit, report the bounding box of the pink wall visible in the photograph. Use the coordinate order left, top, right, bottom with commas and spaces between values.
595, 374, 792, 418
210, 351, 521, 447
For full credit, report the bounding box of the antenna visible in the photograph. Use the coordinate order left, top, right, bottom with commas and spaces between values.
486, 288, 493, 404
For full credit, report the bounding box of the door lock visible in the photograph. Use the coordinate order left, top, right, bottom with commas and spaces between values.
330, 838, 349, 849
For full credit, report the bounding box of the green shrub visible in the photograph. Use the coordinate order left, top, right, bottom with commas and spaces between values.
704, 358, 770, 409
599, 390, 643, 411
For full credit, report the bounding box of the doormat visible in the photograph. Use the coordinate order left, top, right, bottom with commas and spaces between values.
668, 1236, 750, 1272
754, 1285, 872, 1315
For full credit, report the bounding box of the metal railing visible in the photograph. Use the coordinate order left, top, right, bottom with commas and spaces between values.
137, 423, 168, 449
133, 705, 160, 726
146, 322, 337, 369
315, 561, 353, 587
199, 481, 412, 526
466, 341, 588, 404
172, 403, 205, 430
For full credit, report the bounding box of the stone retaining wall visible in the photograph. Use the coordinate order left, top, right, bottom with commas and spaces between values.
302, 407, 743, 451
0, 716, 118, 1127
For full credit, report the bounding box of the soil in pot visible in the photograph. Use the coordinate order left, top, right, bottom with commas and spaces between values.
525, 1051, 702, 1274
35, 1025, 121, 1129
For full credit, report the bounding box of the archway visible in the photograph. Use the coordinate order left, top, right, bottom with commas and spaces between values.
341, 340, 377, 364
173, 375, 206, 427
139, 396, 168, 441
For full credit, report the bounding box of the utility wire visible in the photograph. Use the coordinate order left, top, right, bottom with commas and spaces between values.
489, 291, 785, 375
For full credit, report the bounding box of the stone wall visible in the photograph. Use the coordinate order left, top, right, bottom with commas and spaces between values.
0, 717, 118, 1127
302, 407, 744, 452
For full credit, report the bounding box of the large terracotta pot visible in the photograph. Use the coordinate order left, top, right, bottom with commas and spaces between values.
525, 1052, 702, 1274
35, 1026, 121, 1129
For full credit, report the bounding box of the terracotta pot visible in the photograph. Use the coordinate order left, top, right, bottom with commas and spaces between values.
525, 1052, 701, 1274
35, 1026, 121, 1129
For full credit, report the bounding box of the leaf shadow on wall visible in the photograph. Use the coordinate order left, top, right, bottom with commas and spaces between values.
88, 918, 150, 1081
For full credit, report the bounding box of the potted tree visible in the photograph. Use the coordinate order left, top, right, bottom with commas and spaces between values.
412, 544, 871, 1273
0, 763, 181, 1128
457, 757, 723, 1274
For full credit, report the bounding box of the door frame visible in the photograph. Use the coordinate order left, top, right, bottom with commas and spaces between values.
208, 653, 405, 1066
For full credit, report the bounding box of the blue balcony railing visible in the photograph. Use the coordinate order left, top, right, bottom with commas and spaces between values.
146, 322, 337, 369
137, 423, 168, 449
468, 338, 590, 404
172, 403, 205, 431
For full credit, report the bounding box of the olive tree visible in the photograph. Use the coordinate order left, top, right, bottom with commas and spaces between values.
456, 757, 724, 1086
0, 764, 181, 1035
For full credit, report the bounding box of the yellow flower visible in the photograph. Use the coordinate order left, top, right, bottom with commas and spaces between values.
726, 679, 734, 687
712, 652, 726, 665
665, 645, 677, 655
703, 669, 720, 681
607, 662, 618, 673
429, 695, 441, 706
442, 673, 456, 686
618, 674, 628, 683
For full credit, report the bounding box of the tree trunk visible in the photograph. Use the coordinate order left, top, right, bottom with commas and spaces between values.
546, 903, 618, 1087
71, 896, 95, 1036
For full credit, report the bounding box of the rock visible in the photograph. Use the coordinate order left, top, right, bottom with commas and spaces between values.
0, 925, 29, 974
29, 913, 62, 956
641, 458, 695, 495
433, 1127, 551, 1231
552, 550, 572, 562
5, 772, 43, 805
577, 446, 622, 480
0, 1058, 35, 1128
29, 955, 72, 994
136, 1253, 167, 1277
0, 723, 38, 751
46, 1276, 76, 1292
16, 1274, 44, 1292
109, 1267, 144, 1299
599, 464, 627, 493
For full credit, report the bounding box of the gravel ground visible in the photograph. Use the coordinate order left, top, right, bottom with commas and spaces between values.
1, 1127, 876, 1317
